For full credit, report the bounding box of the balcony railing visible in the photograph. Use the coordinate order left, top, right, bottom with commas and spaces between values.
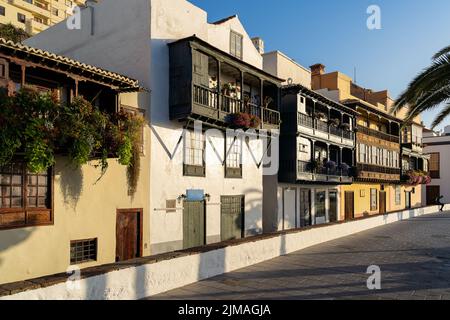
297, 113, 354, 141
357, 125, 400, 143
357, 164, 401, 175
193, 84, 280, 127
298, 160, 351, 177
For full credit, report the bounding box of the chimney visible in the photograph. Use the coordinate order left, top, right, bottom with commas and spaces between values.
252, 37, 265, 55
310, 63, 326, 76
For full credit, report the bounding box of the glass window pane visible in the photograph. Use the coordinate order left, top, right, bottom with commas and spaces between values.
11, 197, 22, 208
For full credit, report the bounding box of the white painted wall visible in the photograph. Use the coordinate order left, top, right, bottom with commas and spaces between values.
2, 205, 443, 300
423, 135, 450, 205
26, 0, 268, 254
263, 51, 311, 88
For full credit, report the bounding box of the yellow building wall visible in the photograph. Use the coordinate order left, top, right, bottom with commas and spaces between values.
0, 92, 151, 285
0, 0, 84, 34
340, 183, 423, 220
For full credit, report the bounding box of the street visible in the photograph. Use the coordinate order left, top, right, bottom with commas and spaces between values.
149, 212, 450, 300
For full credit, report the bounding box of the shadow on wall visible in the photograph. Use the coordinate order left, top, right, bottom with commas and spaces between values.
0, 229, 35, 269
57, 163, 84, 211
243, 188, 263, 236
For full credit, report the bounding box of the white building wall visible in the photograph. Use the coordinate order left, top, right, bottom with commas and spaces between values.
423, 135, 450, 205
26, 0, 267, 255
263, 51, 311, 88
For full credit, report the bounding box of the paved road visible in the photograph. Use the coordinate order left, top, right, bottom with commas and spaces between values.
150, 212, 450, 300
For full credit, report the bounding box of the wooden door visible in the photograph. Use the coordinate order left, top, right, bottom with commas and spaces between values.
116, 209, 142, 262
300, 189, 311, 227
345, 191, 355, 220
221, 196, 245, 241
329, 190, 338, 222
405, 192, 412, 209
379, 191, 387, 214
427, 186, 440, 206
183, 201, 205, 249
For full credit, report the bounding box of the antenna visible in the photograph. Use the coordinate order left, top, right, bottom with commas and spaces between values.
354, 67, 357, 84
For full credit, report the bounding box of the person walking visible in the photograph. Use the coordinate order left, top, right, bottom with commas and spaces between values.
435, 195, 445, 212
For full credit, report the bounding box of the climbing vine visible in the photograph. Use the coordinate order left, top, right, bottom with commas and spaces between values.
0, 88, 145, 194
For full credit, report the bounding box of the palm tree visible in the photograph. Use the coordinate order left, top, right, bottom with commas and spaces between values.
392, 45, 450, 129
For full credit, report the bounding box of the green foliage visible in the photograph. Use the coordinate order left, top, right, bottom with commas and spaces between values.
0, 23, 30, 43
0, 90, 145, 189
393, 44, 450, 128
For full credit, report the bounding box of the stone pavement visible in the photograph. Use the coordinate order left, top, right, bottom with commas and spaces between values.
148, 212, 450, 300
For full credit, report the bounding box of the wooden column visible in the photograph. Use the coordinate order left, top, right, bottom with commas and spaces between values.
217, 59, 221, 117
260, 79, 264, 126
20, 65, 26, 87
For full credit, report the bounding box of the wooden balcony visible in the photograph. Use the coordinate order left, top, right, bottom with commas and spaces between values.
192, 85, 280, 129
169, 36, 283, 130
297, 113, 354, 147
296, 160, 353, 184
357, 164, 401, 182
357, 125, 400, 143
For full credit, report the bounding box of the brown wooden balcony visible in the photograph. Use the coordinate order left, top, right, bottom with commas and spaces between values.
357, 125, 400, 143
296, 160, 353, 184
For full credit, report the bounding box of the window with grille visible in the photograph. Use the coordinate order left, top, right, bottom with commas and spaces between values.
0, 6, 5, 16
225, 137, 242, 178
183, 130, 205, 177
0, 161, 52, 229
395, 186, 401, 206
429, 153, 440, 178
370, 189, 378, 211
230, 31, 243, 59
70, 239, 98, 264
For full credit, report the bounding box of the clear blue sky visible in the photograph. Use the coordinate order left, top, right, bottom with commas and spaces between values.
190, 0, 450, 130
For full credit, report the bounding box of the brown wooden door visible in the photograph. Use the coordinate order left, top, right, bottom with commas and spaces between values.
183, 201, 205, 249
427, 186, 440, 206
116, 209, 143, 262
379, 191, 387, 214
345, 191, 355, 220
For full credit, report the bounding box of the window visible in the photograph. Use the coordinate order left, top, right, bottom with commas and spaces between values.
429, 153, 440, 179
395, 186, 401, 206
70, 238, 98, 264
183, 130, 206, 177
0, 6, 5, 16
230, 31, 243, 59
225, 136, 242, 178
0, 58, 7, 79
17, 13, 26, 24
0, 161, 52, 229
52, 8, 59, 16
370, 189, 378, 211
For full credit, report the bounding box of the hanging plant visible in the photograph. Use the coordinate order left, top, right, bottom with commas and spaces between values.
328, 118, 340, 127
340, 123, 351, 131
0, 89, 145, 194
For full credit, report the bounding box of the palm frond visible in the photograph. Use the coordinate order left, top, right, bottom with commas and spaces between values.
433, 45, 450, 60
431, 103, 450, 129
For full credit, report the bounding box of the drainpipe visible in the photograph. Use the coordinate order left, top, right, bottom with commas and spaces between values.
85, 0, 97, 36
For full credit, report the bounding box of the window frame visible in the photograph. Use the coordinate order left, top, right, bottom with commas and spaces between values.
395, 185, 401, 206
0, 160, 54, 230
429, 152, 440, 179
0, 6, 5, 16
370, 188, 378, 211
225, 136, 243, 179
230, 30, 243, 60
183, 130, 206, 177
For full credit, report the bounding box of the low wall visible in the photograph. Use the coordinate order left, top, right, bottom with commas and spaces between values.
0, 205, 444, 300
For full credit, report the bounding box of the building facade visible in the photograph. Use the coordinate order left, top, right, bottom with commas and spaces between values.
423, 126, 450, 206
310, 64, 428, 218
26, 0, 282, 255
261, 51, 356, 231
0, 0, 85, 35
0, 38, 150, 284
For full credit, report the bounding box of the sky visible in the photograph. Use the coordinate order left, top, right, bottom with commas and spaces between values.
189, 0, 450, 130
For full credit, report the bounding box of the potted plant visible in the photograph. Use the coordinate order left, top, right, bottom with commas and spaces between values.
263, 96, 273, 108
349, 166, 360, 178
314, 112, 327, 121
340, 123, 351, 131
307, 160, 319, 172
328, 118, 340, 127
249, 114, 261, 129
227, 112, 251, 128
